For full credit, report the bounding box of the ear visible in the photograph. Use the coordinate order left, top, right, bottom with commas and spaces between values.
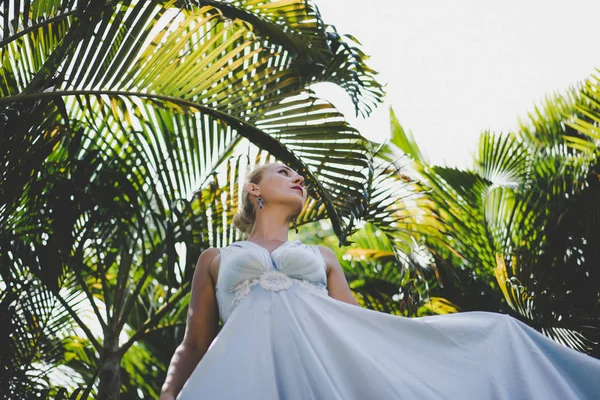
245, 182, 259, 197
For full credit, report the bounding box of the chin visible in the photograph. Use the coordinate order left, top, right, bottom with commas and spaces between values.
292, 198, 304, 212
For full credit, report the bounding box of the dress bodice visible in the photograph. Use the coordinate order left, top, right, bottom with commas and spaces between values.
215, 240, 328, 323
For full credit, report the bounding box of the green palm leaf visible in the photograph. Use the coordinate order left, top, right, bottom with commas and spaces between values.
388, 90, 600, 356
1, 1, 392, 397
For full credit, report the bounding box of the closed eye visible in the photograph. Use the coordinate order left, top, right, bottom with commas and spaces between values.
280, 168, 305, 187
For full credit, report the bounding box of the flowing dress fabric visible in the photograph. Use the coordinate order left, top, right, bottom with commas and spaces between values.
177, 240, 600, 400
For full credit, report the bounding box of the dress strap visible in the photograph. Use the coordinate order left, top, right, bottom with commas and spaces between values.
309, 244, 327, 272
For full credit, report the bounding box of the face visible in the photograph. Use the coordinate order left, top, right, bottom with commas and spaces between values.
246, 163, 307, 207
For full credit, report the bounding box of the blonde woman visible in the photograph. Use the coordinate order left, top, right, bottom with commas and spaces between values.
160, 162, 600, 400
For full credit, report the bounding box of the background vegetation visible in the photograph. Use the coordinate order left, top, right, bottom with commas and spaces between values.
1, 0, 599, 399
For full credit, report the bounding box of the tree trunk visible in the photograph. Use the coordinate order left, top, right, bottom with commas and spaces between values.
97, 332, 121, 400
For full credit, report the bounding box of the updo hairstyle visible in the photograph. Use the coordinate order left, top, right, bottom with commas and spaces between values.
232, 163, 270, 239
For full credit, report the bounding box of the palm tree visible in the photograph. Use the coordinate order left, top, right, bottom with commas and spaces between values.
378, 83, 600, 358
0, 0, 420, 398
308, 220, 437, 317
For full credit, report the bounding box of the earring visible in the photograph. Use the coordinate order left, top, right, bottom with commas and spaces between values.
257, 196, 264, 209
293, 218, 299, 234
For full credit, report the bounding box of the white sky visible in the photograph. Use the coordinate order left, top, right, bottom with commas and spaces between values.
311, 0, 600, 168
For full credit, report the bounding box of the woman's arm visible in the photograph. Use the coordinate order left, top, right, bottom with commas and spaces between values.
160, 247, 220, 400
318, 245, 360, 306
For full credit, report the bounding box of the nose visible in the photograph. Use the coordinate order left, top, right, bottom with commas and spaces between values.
294, 174, 304, 186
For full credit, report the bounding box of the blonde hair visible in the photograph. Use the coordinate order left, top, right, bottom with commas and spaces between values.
233, 163, 270, 239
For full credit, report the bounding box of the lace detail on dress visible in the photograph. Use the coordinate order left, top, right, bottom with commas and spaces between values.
229, 271, 328, 309
294, 278, 328, 297
259, 271, 294, 291
230, 278, 260, 308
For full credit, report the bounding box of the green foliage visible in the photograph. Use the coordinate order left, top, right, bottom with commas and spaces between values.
383, 85, 600, 358
0, 0, 402, 398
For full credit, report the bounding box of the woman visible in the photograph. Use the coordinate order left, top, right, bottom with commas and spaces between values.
160, 162, 600, 400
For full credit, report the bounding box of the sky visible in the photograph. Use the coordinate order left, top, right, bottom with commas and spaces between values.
311, 0, 600, 168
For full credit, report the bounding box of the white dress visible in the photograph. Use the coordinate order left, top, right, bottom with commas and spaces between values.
177, 239, 600, 399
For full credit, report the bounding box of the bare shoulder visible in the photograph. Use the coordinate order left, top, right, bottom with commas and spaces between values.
195, 247, 220, 287
316, 245, 359, 306
316, 245, 338, 275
